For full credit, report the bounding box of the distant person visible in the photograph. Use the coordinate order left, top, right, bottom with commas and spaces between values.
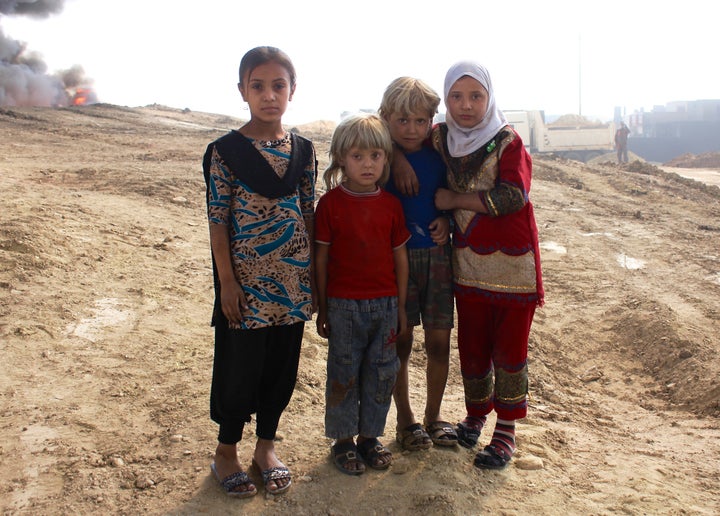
378, 77, 458, 451
202, 46, 317, 497
615, 121, 631, 163
392, 61, 544, 470
315, 113, 410, 475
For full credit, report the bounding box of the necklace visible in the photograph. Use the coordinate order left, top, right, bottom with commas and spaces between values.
257, 133, 290, 148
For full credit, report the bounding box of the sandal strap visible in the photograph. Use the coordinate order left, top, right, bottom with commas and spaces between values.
332, 442, 366, 475
474, 444, 512, 469
220, 470, 252, 489
425, 420, 459, 444
397, 422, 432, 450
358, 438, 392, 468
456, 422, 482, 448
261, 466, 291, 483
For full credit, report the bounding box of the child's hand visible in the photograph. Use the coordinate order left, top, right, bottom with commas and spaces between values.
316, 312, 329, 338
392, 151, 419, 196
429, 216, 450, 246
220, 280, 249, 325
397, 307, 408, 335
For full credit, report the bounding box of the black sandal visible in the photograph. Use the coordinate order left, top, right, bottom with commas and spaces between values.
424, 420, 459, 447
331, 441, 365, 476
474, 444, 512, 470
357, 438, 392, 470
456, 417, 485, 449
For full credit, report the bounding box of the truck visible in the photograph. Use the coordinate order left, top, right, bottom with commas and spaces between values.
504, 110, 616, 162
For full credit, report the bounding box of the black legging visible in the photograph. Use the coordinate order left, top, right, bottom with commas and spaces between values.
210, 319, 304, 444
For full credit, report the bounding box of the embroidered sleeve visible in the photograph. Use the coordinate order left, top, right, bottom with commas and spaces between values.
482, 132, 532, 217
481, 182, 526, 217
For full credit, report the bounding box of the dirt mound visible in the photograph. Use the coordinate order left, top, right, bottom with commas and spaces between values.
548, 113, 608, 128
1, 104, 719, 515
663, 152, 720, 168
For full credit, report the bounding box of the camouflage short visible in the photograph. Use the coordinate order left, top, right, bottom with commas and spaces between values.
406, 243, 454, 329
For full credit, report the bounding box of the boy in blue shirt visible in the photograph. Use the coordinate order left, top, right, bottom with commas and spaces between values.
379, 77, 458, 450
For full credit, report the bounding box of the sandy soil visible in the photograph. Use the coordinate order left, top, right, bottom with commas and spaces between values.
658, 167, 720, 188
1, 104, 719, 515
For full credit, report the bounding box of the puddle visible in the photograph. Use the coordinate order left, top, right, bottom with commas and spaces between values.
67, 297, 131, 342
540, 241, 567, 254
617, 253, 646, 270
580, 232, 614, 238
11, 425, 65, 509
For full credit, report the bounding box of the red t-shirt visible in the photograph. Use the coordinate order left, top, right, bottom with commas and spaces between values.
315, 184, 410, 299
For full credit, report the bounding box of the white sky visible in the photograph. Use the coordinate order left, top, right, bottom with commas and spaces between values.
3, 0, 718, 125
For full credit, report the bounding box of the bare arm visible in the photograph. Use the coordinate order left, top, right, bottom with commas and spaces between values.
391, 150, 419, 197
434, 188, 488, 214
314, 243, 330, 338
209, 223, 249, 325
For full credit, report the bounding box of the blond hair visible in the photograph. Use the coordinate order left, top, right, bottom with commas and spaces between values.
323, 113, 393, 190
378, 76, 441, 120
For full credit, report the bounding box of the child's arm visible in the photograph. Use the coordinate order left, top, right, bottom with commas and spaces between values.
434, 188, 488, 214
428, 215, 450, 246
435, 137, 531, 216
314, 242, 330, 338
391, 150, 419, 197
209, 224, 249, 325
393, 244, 409, 335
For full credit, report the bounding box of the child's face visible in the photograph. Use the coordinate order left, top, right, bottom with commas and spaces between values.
384, 110, 432, 153
445, 75, 489, 129
339, 147, 387, 193
238, 61, 295, 124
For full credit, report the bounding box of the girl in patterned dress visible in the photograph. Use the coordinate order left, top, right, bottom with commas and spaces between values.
203, 46, 317, 496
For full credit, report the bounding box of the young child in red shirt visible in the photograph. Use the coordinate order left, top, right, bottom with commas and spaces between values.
315, 113, 410, 475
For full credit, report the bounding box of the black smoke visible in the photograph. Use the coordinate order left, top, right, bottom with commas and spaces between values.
0, 0, 65, 18
1, 0, 95, 107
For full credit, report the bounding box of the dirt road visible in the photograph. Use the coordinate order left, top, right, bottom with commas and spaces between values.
1, 105, 719, 515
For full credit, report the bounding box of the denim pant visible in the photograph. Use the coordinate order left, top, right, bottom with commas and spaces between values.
324, 296, 400, 439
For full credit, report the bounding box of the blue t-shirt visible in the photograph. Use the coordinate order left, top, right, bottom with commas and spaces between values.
385, 146, 448, 249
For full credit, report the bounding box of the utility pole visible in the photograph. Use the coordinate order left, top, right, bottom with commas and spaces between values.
578, 33, 582, 116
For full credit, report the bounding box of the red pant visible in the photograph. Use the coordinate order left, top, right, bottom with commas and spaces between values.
456, 295, 535, 421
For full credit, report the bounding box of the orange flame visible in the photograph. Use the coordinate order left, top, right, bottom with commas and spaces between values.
72, 87, 96, 106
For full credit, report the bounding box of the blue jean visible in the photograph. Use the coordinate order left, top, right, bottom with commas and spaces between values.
324, 296, 400, 439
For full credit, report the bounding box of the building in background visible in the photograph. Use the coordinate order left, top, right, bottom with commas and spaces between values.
624, 100, 720, 163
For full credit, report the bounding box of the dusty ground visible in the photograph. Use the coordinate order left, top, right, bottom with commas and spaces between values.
1, 104, 719, 515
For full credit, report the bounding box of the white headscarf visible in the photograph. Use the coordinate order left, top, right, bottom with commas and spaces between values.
444, 61, 508, 157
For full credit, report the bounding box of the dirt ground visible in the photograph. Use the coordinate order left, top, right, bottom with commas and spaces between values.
1, 104, 719, 515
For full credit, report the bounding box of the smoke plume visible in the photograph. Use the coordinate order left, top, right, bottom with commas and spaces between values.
1, 0, 95, 107
0, 0, 65, 18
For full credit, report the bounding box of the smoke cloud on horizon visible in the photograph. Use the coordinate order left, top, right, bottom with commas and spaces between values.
1, 0, 95, 107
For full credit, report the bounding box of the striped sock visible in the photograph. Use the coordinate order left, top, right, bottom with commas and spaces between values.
463, 415, 487, 431
490, 418, 516, 458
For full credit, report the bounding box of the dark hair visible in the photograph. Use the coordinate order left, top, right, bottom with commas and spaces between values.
238, 46, 296, 87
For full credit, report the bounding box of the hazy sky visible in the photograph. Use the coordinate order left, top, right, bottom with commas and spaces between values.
2, 0, 718, 125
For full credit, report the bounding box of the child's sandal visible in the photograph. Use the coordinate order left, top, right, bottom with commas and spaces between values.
396, 423, 432, 451
473, 444, 512, 470
357, 438, 392, 470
